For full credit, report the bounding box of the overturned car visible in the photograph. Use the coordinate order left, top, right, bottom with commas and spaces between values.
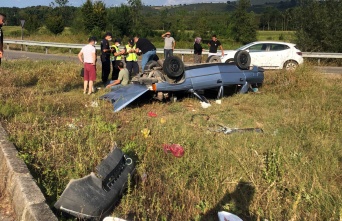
100, 51, 264, 112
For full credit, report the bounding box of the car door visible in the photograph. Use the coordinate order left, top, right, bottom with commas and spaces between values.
267, 43, 290, 69
187, 65, 223, 90
245, 43, 268, 67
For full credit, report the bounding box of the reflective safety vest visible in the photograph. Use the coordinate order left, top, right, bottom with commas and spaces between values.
110, 45, 122, 61
125, 44, 137, 62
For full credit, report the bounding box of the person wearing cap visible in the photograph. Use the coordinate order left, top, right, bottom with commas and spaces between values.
0, 13, 6, 66
161, 31, 175, 59
78, 37, 97, 95
105, 61, 129, 91
100, 32, 113, 85
110, 38, 125, 80
124, 39, 139, 76
208, 34, 224, 57
134, 35, 157, 71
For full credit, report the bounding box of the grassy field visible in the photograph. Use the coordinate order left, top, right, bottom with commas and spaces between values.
0, 60, 341, 220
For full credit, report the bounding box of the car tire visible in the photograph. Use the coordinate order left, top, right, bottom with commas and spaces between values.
163, 56, 184, 79
283, 60, 298, 71
144, 60, 161, 71
234, 50, 251, 70
206, 55, 221, 63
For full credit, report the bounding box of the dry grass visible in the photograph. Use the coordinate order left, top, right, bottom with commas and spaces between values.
0, 61, 341, 221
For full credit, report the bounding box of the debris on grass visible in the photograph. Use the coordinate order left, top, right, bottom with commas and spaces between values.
163, 144, 185, 158
209, 125, 263, 134
218, 211, 243, 221
141, 128, 151, 138
160, 118, 166, 124
148, 111, 157, 117
200, 101, 211, 109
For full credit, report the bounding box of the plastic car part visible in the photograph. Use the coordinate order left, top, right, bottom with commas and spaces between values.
163, 56, 184, 79
54, 148, 135, 220
189, 89, 209, 103
234, 50, 251, 70
206, 55, 221, 63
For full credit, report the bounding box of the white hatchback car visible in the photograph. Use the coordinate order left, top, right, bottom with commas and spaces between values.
212, 41, 304, 70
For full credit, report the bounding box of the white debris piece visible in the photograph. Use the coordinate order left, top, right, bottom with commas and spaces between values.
200, 101, 211, 108
218, 211, 243, 221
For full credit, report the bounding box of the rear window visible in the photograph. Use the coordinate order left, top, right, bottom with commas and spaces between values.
270, 44, 290, 51
248, 44, 267, 51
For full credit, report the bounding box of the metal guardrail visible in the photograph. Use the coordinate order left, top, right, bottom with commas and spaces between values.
4, 39, 342, 60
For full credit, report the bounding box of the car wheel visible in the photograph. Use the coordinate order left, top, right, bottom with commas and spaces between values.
144, 60, 161, 71
234, 50, 251, 70
283, 60, 298, 71
206, 55, 221, 63
163, 56, 184, 79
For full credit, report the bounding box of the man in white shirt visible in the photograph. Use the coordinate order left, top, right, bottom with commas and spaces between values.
161, 31, 175, 59
78, 37, 97, 95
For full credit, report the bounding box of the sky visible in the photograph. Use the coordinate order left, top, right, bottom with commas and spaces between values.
0, 0, 226, 8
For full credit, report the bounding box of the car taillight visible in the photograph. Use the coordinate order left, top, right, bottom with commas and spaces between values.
297, 52, 302, 56
152, 84, 157, 91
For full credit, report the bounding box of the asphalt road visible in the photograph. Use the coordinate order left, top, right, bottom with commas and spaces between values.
2, 50, 342, 74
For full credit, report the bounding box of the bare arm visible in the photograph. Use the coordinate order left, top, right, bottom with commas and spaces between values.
173, 40, 176, 50
220, 45, 224, 56
78, 51, 83, 63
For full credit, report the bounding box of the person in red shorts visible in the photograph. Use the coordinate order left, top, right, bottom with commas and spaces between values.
78, 36, 97, 94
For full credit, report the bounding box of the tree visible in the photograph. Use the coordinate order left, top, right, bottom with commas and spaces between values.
81, 0, 95, 33
230, 0, 257, 44
45, 14, 64, 35
128, 0, 145, 36
21, 14, 41, 34
92, 1, 107, 31
194, 11, 211, 39
55, 0, 69, 7
294, 0, 342, 52
107, 4, 132, 37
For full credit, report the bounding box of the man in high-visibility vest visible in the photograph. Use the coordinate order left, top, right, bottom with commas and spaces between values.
124, 39, 139, 77
110, 38, 124, 80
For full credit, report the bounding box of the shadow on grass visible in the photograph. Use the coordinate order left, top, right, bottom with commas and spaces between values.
200, 181, 258, 221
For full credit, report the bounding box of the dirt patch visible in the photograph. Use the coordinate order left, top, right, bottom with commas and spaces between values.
0, 191, 16, 221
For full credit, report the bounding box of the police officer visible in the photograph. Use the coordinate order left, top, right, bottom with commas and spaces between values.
111, 39, 124, 80
100, 32, 113, 85
125, 38, 139, 77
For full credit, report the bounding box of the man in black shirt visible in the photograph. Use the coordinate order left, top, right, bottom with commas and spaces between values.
207, 34, 224, 58
100, 32, 113, 85
134, 35, 157, 71
0, 13, 6, 66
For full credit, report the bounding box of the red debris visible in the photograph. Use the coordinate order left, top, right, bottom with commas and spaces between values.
148, 111, 157, 117
163, 144, 185, 158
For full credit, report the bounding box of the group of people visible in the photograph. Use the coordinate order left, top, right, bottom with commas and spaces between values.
78, 31, 224, 94
194, 34, 224, 64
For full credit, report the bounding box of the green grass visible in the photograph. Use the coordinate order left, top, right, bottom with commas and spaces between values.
257, 30, 296, 42
0, 60, 341, 220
